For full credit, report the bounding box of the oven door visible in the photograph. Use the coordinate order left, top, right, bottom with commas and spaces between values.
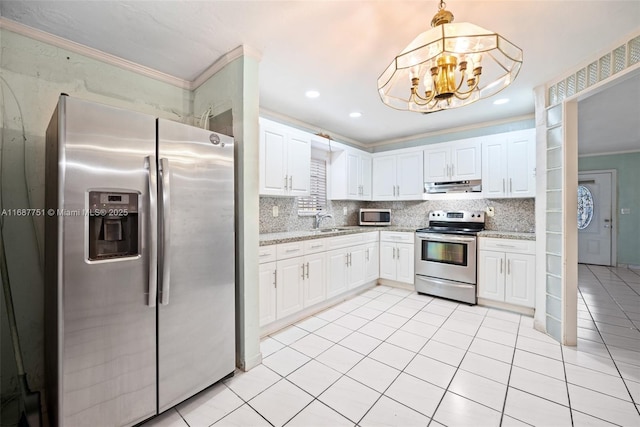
415, 232, 477, 284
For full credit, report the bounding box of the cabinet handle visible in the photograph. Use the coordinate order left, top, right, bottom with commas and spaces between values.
507, 259, 511, 275
495, 244, 516, 248
349, 253, 352, 266
345, 253, 349, 266
366, 248, 370, 261
285, 248, 300, 253
392, 247, 396, 259
509, 178, 513, 194
306, 262, 310, 279
284, 175, 288, 191
310, 244, 322, 249
500, 258, 503, 274
301, 264, 306, 280
451, 164, 454, 177
290, 175, 293, 190
396, 185, 400, 196
273, 270, 277, 287
397, 248, 400, 260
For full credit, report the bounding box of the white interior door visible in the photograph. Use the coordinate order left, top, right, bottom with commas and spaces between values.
578, 171, 613, 266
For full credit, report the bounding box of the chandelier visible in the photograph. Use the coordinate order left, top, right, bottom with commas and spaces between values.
377, 0, 523, 113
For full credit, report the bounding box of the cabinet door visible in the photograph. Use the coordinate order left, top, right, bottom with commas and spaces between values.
477, 250, 505, 301
276, 257, 304, 319
287, 132, 311, 196
326, 249, 348, 298
507, 134, 535, 197
304, 253, 326, 307
423, 146, 450, 182
505, 253, 536, 308
395, 243, 415, 284
347, 246, 366, 289
451, 140, 481, 180
379, 241, 397, 280
346, 152, 360, 198
482, 139, 507, 198
260, 126, 287, 196
364, 243, 379, 283
397, 152, 424, 200
258, 262, 277, 327
360, 155, 372, 200
372, 155, 397, 200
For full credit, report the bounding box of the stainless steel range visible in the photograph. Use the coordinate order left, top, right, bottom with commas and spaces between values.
415, 210, 485, 304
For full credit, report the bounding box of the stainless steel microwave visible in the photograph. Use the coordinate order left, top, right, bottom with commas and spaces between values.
359, 209, 391, 226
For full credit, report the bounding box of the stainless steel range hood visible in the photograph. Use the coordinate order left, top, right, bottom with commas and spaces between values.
425, 179, 482, 194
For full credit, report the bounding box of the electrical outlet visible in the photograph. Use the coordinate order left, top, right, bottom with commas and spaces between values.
621, 208, 631, 215
272, 206, 279, 217
486, 206, 495, 217
343, 207, 348, 215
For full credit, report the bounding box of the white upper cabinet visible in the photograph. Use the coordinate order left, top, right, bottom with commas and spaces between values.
424, 138, 481, 182
259, 118, 311, 197
330, 148, 372, 200
372, 150, 423, 200
482, 129, 535, 198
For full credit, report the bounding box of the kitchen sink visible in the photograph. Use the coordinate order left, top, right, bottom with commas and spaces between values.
315, 227, 350, 233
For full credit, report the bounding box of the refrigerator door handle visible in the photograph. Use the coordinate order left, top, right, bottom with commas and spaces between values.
159, 158, 172, 305
146, 156, 158, 307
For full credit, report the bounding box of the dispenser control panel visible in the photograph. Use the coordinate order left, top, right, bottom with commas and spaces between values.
88, 191, 139, 261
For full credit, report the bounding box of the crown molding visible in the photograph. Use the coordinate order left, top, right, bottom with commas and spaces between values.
259, 108, 368, 150
579, 148, 640, 158
191, 45, 262, 90
0, 17, 192, 89
368, 113, 536, 148
0, 18, 262, 91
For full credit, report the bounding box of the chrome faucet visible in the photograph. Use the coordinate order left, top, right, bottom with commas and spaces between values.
314, 212, 333, 229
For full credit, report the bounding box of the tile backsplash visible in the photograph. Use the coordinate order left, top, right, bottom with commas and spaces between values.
259, 197, 535, 234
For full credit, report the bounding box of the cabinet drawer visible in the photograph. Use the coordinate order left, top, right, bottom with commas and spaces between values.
304, 238, 328, 255
277, 241, 305, 260
327, 233, 365, 250
380, 231, 414, 243
479, 237, 535, 254
258, 245, 277, 263
360, 231, 379, 243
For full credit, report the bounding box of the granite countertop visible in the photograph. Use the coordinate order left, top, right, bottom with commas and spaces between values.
478, 230, 536, 241
260, 226, 417, 246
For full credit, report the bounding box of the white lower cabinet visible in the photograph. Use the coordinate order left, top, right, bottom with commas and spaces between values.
364, 242, 379, 283
478, 238, 536, 308
379, 232, 414, 284
276, 257, 305, 319
326, 245, 366, 298
276, 253, 327, 319
303, 252, 327, 307
258, 261, 277, 327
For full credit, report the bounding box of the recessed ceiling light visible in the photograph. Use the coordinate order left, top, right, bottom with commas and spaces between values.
493, 98, 509, 105
305, 90, 320, 98
349, 112, 362, 118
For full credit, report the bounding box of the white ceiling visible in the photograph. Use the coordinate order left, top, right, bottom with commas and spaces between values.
1, 1, 639, 151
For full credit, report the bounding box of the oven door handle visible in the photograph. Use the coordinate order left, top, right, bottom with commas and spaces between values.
416, 233, 476, 243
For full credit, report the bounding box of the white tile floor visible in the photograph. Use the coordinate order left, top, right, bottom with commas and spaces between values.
144, 265, 640, 426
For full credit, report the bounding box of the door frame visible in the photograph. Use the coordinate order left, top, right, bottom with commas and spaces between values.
577, 169, 618, 266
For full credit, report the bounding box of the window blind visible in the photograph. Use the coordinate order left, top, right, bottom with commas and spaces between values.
298, 158, 327, 214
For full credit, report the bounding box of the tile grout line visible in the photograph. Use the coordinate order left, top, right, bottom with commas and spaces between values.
577, 267, 640, 415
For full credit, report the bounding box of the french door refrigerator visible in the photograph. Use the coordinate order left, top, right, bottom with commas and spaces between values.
44, 95, 236, 427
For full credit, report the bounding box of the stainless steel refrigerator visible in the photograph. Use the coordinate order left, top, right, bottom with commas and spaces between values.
44, 95, 236, 427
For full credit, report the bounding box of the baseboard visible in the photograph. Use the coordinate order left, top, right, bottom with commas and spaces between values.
477, 298, 535, 317
376, 278, 415, 291
260, 280, 378, 337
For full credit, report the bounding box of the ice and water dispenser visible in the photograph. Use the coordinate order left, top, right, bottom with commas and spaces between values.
88, 191, 139, 260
